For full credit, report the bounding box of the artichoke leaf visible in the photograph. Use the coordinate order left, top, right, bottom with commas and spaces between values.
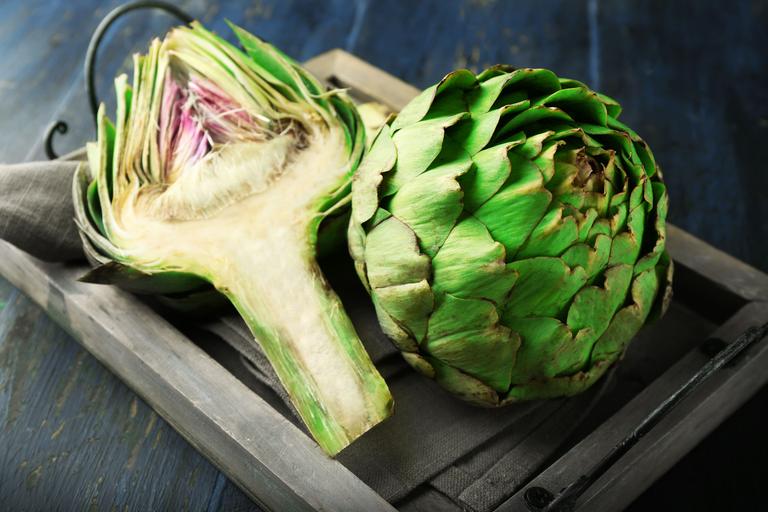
426, 294, 519, 392
460, 141, 518, 212
473, 152, 552, 257
374, 280, 433, 344
351, 124, 397, 225
363, 215, 431, 289
432, 215, 519, 303
591, 266, 659, 362
383, 113, 468, 196
388, 156, 471, 258
504, 257, 588, 319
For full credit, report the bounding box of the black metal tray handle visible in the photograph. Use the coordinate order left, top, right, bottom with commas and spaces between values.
43, 1, 193, 159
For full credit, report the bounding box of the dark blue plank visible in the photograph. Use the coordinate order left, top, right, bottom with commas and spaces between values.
0, 0, 127, 163
352, 0, 593, 88
596, 0, 768, 270
0, 276, 259, 511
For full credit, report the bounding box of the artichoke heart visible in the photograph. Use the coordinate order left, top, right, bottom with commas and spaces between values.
74, 22, 393, 455
350, 66, 673, 406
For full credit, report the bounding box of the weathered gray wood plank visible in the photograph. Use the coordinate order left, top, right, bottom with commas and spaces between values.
499, 301, 768, 511
579, 303, 768, 510
305, 50, 420, 110
667, 224, 768, 302
0, 241, 394, 512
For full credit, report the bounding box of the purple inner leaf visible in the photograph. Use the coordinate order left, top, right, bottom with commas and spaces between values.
158, 70, 260, 180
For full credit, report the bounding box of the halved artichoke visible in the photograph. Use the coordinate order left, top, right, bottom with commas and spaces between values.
73, 22, 392, 455
350, 66, 673, 405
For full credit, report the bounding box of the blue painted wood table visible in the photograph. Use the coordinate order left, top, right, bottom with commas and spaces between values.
1, 1, 766, 510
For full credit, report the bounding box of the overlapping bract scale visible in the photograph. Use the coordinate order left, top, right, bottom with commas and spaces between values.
351, 66, 672, 405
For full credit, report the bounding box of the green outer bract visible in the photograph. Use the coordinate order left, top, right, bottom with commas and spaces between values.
73, 22, 393, 455
350, 66, 673, 406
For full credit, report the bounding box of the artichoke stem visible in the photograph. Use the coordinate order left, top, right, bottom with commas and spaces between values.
212, 225, 393, 455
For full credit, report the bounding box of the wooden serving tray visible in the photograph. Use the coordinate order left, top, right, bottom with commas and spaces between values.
1, 50, 767, 512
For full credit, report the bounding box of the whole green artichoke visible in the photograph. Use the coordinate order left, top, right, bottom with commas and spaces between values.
349, 66, 672, 406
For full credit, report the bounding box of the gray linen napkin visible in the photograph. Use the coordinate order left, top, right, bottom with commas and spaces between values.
0, 161, 83, 262
1, 158, 603, 511
199, 277, 604, 511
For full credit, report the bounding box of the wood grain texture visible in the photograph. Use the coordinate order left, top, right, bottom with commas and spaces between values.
0, 280, 235, 511
305, 50, 420, 111
667, 225, 768, 303
352, 0, 593, 89
1, 1, 768, 510
0, 241, 394, 512
577, 303, 768, 511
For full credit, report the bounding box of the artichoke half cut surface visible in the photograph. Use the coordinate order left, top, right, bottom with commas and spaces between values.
350, 66, 673, 406
73, 22, 392, 456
